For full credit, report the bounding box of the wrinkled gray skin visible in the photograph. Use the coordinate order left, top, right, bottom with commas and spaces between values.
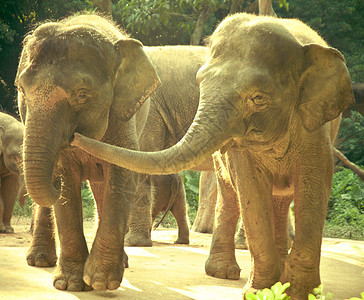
150, 174, 189, 244
72, 13, 354, 299
0, 112, 26, 233
15, 14, 159, 291
125, 46, 209, 246
193, 171, 294, 250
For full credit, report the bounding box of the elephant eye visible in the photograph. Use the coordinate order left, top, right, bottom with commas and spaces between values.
250, 93, 267, 106
77, 88, 90, 103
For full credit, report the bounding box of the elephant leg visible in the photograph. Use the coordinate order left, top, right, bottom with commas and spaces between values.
1, 174, 18, 233
280, 164, 331, 299
125, 173, 153, 246
272, 194, 293, 272
52, 164, 90, 291
83, 166, 132, 291
233, 154, 280, 293
169, 174, 189, 244
234, 219, 248, 249
26, 205, 57, 267
89, 180, 128, 268
192, 171, 217, 234
205, 171, 240, 280
89, 181, 103, 219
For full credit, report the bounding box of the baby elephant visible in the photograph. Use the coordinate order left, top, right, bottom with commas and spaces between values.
0, 112, 26, 233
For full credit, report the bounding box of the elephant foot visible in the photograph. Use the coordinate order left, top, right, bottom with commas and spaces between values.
280, 261, 320, 300
174, 235, 189, 244
205, 253, 240, 279
123, 250, 129, 268
242, 275, 280, 296
26, 238, 58, 267
125, 232, 153, 247
83, 247, 125, 291
5, 225, 14, 233
53, 260, 92, 291
242, 285, 258, 296
0, 224, 14, 233
0, 223, 6, 233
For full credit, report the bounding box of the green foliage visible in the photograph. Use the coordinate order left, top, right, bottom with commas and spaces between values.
245, 283, 363, 300
328, 168, 364, 224
337, 111, 364, 165
245, 282, 291, 300
309, 285, 334, 300
81, 181, 96, 219
325, 167, 364, 239
113, 0, 230, 45
178, 170, 200, 225
0, 0, 91, 113
13, 195, 34, 217
277, 0, 364, 83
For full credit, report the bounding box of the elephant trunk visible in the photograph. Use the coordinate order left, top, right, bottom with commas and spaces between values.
23, 116, 62, 207
17, 174, 27, 206
73, 92, 238, 175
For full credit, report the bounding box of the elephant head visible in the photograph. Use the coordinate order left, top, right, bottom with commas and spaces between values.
0, 119, 26, 205
15, 15, 159, 207
71, 13, 354, 175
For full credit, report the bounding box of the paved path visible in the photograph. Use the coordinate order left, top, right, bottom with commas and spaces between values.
0, 219, 363, 299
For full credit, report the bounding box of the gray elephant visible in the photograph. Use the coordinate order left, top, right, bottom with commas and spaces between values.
15, 14, 159, 291
0, 112, 26, 233
72, 13, 354, 299
125, 46, 209, 246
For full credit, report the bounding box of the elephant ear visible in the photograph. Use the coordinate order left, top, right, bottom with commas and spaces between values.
297, 44, 354, 132
113, 38, 160, 121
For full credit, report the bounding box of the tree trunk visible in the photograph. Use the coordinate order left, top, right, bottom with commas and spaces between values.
91, 0, 112, 17
333, 147, 364, 181
190, 6, 211, 45
258, 0, 276, 16
230, 0, 243, 14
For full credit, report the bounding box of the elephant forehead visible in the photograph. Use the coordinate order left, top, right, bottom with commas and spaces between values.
27, 84, 70, 111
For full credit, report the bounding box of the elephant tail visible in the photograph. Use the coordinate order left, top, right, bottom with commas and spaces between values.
153, 176, 180, 230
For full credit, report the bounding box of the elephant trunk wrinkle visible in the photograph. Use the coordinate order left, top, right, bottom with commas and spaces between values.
23, 125, 62, 207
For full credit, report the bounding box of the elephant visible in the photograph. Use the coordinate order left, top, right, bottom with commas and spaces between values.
125, 45, 209, 246
15, 14, 159, 291
71, 13, 354, 299
150, 174, 189, 244
193, 171, 294, 250
24, 45, 207, 273
0, 112, 27, 233
342, 82, 364, 118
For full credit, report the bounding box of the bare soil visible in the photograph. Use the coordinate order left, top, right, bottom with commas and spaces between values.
0, 217, 363, 299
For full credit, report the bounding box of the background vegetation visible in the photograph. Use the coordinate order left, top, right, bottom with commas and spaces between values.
4, 0, 363, 239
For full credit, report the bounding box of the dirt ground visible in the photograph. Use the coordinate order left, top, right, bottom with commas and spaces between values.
0, 217, 363, 300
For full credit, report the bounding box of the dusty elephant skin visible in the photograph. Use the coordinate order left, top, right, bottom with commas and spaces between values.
0, 112, 26, 233
15, 14, 159, 291
72, 13, 354, 299
125, 46, 209, 246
